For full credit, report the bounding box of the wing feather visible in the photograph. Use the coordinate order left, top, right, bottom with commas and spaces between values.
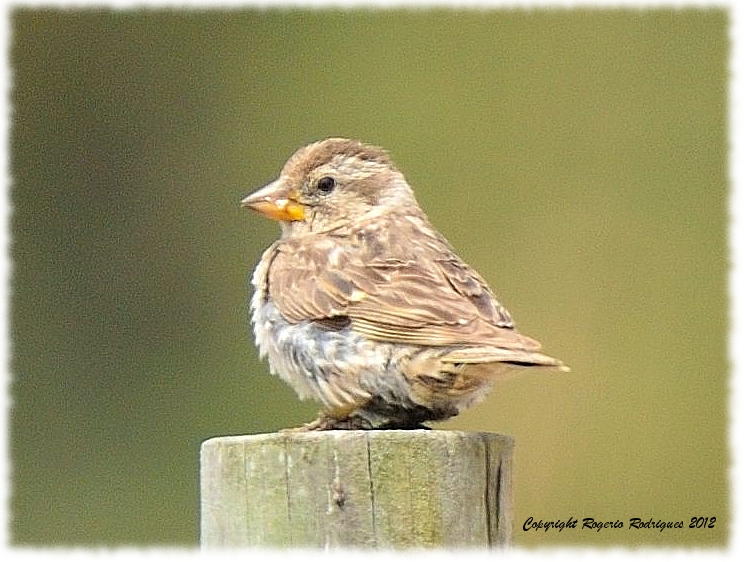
266, 214, 542, 351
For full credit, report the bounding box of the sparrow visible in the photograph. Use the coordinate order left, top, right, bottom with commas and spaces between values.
242, 138, 567, 430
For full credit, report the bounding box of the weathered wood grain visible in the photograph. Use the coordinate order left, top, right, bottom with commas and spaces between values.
200, 430, 513, 548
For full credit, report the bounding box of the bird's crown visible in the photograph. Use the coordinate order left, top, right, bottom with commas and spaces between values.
283, 138, 396, 180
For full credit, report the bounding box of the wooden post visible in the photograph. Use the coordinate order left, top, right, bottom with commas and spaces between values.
200, 429, 513, 549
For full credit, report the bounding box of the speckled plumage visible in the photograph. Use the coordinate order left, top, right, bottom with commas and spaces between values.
243, 138, 567, 429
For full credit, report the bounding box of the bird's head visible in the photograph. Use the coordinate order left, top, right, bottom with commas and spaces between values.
242, 138, 419, 235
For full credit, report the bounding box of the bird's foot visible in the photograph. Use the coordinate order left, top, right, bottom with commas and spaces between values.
281, 412, 432, 432
303, 413, 374, 431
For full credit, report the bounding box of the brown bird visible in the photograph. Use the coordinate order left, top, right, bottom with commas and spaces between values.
242, 138, 567, 430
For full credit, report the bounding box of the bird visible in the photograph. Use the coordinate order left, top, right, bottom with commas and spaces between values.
242, 138, 567, 430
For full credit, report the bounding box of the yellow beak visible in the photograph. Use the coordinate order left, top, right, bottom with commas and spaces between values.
241, 180, 305, 222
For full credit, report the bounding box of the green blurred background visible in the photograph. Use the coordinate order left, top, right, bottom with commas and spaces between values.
9, 7, 728, 547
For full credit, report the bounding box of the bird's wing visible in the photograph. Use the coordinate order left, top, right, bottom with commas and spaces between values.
266, 218, 544, 353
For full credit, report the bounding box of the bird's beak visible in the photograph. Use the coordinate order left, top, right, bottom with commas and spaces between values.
241, 180, 305, 222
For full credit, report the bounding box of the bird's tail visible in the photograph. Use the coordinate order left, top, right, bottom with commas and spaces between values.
441, 346, 570, 372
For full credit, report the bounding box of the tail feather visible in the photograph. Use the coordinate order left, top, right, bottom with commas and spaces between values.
442, 346, 569, 372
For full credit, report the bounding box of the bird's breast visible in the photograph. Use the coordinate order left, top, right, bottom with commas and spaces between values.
250, 297, 411, 410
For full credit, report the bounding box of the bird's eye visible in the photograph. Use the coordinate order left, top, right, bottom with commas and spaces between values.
316, 176, 336, 195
